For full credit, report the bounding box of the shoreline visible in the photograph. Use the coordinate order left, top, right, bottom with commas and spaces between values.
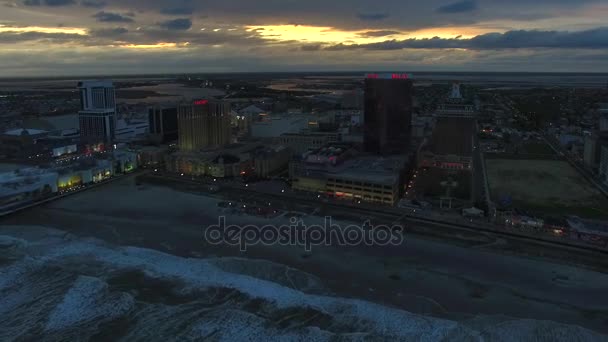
2, 177, 608, 334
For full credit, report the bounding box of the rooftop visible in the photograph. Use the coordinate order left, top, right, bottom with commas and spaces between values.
3, 128, 48, 136
332, 157, 404, 185
281, 131, 340, 137
77, 80, 113, 88
429, 117, 475, 156
299, 155, 406, 185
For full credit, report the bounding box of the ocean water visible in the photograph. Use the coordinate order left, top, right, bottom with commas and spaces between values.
0, 226, 605, 341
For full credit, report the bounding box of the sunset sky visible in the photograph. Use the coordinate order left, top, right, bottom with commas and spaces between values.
1, 0, 607, 76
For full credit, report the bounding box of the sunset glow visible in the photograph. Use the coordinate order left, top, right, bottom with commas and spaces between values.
0, 0, 604, 75
246, 24, 496, 45
0, 25, 87, 35
118, 43, 182, 49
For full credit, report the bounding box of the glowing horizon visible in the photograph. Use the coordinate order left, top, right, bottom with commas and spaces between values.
0, 25, 88, 35
246, 24, 498, 45
118, 42, 185, 49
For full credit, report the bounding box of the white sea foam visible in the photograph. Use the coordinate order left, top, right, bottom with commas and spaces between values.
45, 275, 134, 331
0, 227, 606, 341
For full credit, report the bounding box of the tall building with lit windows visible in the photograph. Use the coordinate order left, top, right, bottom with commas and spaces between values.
78, 80, 116, 145
363, 73, 413, 155
178, 99, 232, 152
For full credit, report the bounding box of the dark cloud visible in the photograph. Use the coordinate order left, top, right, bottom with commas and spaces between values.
23, 0, 75, 5
357, 30, 401, 38
158, 18, 192, 31
300, 44, 322, 51
127, 25, 270, 47
356, 12, 389, 21
324, 27, 608, 50
80, 0, 105, 8
0, 23, 268, 48
89, 27, 128, 37
469, 28, 608, 49
13, 0, 598, 32
93, 11, 135, 23
44, 0, 75, 5
160, 7, 194, 15
0, 31, 83, 43
436, 0, 478, 13
3, 0, 608, 76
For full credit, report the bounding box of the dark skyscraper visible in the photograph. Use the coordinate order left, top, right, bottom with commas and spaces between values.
363, 73, 413, 155
148, 106, 178, 143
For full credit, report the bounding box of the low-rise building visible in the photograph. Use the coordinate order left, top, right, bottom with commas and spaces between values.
254, 146, 291, 178
0, 156, 121, 210
0, 128, 49, 159
136, 145, 170, 168
0, 168, 58, 210
290, 147, 406, 205
278, 131, 341, 156
166, 143, 259, 178
250, 115, 309, 138
114, 119, 149, 142
113, 150, 138, 173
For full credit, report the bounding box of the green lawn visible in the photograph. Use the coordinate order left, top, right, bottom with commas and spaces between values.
486, 158, 608, 219
518, 141, 556, 156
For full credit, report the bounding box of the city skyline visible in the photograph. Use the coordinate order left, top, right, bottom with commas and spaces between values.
1, 0, 608, 76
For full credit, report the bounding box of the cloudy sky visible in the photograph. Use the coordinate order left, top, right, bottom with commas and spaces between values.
1, 0, 607, 76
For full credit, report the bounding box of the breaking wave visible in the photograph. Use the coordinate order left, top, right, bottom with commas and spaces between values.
0, 226, 605, 341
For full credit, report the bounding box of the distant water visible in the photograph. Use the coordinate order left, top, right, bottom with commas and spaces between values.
1, 72, 607, 88
410, 72, 608, 88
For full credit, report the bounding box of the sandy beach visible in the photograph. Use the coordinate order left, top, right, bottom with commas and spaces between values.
2, 175, 608, 335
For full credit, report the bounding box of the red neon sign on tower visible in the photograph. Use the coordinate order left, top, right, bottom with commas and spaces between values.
391, 73, 409, 79
366, 73, 410, 79
193, 99, 209, 105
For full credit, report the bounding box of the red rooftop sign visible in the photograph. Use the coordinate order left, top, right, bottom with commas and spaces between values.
366, 73, 411, 79
193, 99, 209, 105
391, 73, 409, 79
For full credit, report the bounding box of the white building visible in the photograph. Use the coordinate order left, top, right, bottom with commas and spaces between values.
0, 168, 58, 210
436, 82, 475, 118
114, 119, 149, 142
78, 80, 117, 144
